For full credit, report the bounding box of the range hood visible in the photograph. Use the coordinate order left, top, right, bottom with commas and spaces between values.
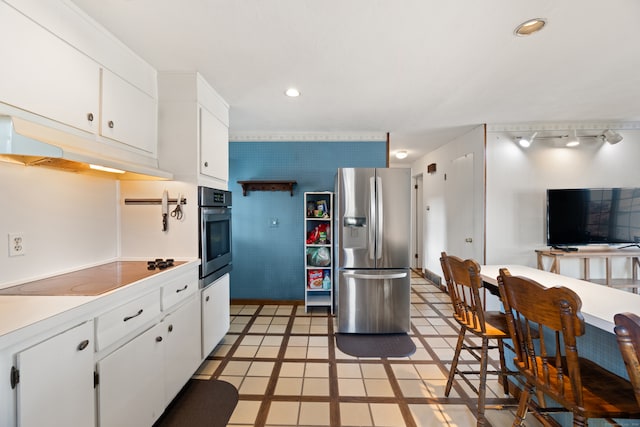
0, 115, 172, 180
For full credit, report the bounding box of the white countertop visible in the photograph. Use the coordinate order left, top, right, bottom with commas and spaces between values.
481, 265, 640, 333
0, 259, 199, 349
0, 295, 97, 339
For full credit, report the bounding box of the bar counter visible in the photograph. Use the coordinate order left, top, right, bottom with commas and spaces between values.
480, 264, 640, 333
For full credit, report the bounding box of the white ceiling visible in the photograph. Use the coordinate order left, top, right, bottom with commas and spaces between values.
69, 0, 640, 164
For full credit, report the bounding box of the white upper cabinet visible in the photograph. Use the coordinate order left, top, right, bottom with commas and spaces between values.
101, 69, 157, 155
0, 0, 158, 161
158, 72, 229, 188
200, 106, 229, 182
0, 2, 100, 133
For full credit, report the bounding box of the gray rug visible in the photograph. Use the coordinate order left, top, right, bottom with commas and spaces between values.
336, 333, 417, 358
154, 379, 238, 427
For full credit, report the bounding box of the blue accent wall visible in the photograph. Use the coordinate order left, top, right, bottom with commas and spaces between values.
229, 141, 387, 300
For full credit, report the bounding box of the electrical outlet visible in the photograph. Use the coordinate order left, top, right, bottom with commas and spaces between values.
8, 233, 25, 257
269, 217, 279, 228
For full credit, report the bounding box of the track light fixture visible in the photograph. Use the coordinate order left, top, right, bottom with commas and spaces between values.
566, 130, 580, 147
602, 129, 623, 145
518, 132, 537, 148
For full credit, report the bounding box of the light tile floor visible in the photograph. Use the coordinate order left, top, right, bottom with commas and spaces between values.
193, 272, 543, 427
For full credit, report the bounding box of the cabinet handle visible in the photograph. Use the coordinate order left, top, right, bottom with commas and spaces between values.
204, 161, 209, 167
168, 324, 174, 333
108, 120, 115, 129
156, 336, 163, 342
205, 296, 210, 302
77, 339, 90, 351
176, 285, 188, 293
123, 309, 143, 322
87, 112, 94, 122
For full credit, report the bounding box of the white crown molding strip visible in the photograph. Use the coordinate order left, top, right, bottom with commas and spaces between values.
487, 122, 640, 132
229, 132, 387, 142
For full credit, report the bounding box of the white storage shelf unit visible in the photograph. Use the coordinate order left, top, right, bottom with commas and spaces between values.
304, 192, 334, 313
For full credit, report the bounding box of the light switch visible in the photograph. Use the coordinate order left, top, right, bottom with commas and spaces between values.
270, 217, 279, 228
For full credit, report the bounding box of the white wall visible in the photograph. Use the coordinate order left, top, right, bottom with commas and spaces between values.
411, 125, 485, 280
0, 162, 118, 286
119, 180, 199, 259
486, 127, 640, 279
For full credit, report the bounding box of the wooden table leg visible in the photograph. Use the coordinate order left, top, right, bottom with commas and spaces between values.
583, 257, 590, 281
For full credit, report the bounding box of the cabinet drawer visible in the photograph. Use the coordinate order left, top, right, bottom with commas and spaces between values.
162, 273, 198, 311
95, 290, 160, 351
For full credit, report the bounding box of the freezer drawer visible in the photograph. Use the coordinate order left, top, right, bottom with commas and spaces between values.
337, 269, 410, 334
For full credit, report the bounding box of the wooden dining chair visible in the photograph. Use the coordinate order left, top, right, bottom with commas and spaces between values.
498, 268, 640, 427
440, 252, 515, 427
614, 312, 640, 407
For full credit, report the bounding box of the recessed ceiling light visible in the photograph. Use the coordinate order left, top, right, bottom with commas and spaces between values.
514, 18, 547, 36
395, 150, 408, 159
285, 88, 300, 97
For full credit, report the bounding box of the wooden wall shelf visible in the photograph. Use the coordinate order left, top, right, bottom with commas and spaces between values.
237, 180, 297, 196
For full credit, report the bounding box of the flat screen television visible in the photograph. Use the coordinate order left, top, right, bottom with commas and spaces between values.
546, 188, 640, 246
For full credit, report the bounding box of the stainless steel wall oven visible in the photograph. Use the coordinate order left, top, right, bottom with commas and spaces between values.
199, 186, 232, 287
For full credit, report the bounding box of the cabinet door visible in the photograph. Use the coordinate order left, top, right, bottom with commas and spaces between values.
199, 106, 229, 182
101, 69, 157, 155
0, 2, 99, 133
98, 323, 164, 427
164, 295, 201, 406
16, 321, 95, 427
201, 274, 230, 358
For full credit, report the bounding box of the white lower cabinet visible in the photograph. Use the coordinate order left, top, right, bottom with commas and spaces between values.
1, 264, 203, 427
97, 293, 201, 427
163, 294, 201, 406
98, 322, 165, 427
201, 274, 230, 358
15, 321, 95, 427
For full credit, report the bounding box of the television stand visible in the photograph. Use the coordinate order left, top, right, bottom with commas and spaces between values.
536, 248, 640, 293
551, 245, 578, 252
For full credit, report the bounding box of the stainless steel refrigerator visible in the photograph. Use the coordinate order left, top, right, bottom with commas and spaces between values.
335, 168, 411, 333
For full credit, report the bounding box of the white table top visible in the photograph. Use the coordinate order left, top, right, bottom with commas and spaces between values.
481, 265, 640, 333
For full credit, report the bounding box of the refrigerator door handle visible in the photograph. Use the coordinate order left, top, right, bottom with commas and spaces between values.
368, 176, 376, 260
343, 272, 408, 280
376, 175, 383, 260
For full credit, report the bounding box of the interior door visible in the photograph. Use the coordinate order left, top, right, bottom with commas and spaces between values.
445, 153, 476, 260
